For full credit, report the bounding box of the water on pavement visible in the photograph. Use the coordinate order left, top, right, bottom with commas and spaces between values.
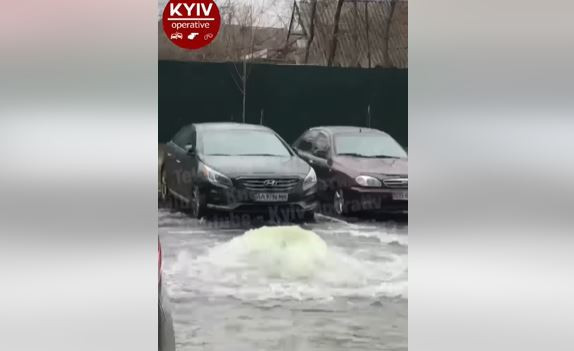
159, 209, 407, 351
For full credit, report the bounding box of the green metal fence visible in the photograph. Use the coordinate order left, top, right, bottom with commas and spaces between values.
159, 61, 407, 147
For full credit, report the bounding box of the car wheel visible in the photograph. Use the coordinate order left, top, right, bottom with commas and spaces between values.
333, 189, 347, 216
160, 169, 173, 207
190, 186, 207, 219
303, 211, 315, 222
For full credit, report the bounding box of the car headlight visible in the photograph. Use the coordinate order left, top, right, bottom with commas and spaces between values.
303, 167, 317, 190
198, 163, 232, 188
355, 175, 382, 187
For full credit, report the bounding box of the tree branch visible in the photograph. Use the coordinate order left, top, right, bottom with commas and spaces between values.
327, 0, 345, 67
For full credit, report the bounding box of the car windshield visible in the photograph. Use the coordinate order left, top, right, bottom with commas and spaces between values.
334, 133, 407, 158
202, 130, 291, 156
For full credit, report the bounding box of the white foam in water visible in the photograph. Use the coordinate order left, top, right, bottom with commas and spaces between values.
345, 229, 409, 246
167, 225, 407, 301
208, 226, 328, 278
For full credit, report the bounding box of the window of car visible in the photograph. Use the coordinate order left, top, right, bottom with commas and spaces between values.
311, 132, 330, 158
172, 127, 195, 149
200, 130, 292, 156
334, 133, 407, 158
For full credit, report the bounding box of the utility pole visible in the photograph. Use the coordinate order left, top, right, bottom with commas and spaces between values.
242, 7, 255, 124
367, 104, 372, 127
242, 59, 246, 123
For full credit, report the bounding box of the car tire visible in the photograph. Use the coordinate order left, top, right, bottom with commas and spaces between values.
303, 211, 315, 222
333, 188, 348, 216
190, 185, 207, 219
160, 168, 174, 207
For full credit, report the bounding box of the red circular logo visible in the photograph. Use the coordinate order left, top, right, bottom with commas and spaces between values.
162, 0, 221, 50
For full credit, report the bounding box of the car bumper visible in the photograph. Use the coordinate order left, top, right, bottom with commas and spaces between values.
345, 186, 408, 213
203, 184, 319, 214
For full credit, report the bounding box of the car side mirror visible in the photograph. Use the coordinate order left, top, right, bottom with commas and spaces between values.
315, 149, 328, 159
184, 144, 195, 155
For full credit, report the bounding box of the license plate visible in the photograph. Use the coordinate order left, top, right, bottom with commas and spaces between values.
252, 193, 288, 202
392, 191, 408, 200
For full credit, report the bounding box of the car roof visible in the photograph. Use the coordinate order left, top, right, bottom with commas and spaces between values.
308, 126, 388, 136
192, 122, 274, 132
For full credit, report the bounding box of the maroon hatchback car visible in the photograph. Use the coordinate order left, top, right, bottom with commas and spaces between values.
292, 126, 408, 215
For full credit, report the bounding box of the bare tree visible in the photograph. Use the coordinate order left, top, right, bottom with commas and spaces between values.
382, 0, 398, 68
303, 0, 318, 63
217, 0, 290, 122
327, 0, 345, 67
287, 0, 407, 68
364, 1, 371, 68
352, 0, 360, 67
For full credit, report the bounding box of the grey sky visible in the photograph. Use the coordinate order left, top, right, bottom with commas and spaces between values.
158, 0, 291, 27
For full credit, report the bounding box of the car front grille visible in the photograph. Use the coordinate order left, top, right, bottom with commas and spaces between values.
237, 177, 301, 192
382, 178, 408, 189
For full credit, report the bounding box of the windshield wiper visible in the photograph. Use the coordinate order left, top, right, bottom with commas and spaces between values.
370, 155, 400, 159
207, 153, 233, 156
337, 152, 367, 157
338, 153, 400, 159
239, 153, 284, 156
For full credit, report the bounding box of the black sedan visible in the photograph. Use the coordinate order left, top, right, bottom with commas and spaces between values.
292, 126, 408, 215
160, 123, 318, 220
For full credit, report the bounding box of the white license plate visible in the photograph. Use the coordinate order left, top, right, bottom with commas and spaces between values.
392, 191, 408, 200
252, 193, 288, 202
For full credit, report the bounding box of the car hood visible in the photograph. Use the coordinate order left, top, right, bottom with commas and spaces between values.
332, 156, 408, 177
201, 155, 310, 178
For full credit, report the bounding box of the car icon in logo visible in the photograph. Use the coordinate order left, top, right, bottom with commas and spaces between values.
170, 32, 183, 40
263, 179, 277, 187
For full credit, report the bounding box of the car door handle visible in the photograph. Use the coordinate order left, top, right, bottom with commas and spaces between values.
167, 152, 173, 157
175, 159, 181, 164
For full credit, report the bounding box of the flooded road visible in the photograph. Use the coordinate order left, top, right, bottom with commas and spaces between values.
159, 209, 407, 351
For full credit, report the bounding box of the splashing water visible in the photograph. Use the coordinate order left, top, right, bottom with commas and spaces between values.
210, 225, 328, 278
167, 225, 407, 301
